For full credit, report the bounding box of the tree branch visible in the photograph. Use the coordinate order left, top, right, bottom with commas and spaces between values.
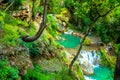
68, 3, 120, 73
100, 5, 120, 17
69, 16, 99, 73
5, 0, 15, 12
22, 0, 49, 42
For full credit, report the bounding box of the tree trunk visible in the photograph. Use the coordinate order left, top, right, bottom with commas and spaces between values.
68, 5, 117, 72
22, 0, 48, 42
114, 51, 120, 80
69, 17, 99, 73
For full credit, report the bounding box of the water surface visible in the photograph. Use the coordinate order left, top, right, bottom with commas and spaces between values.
86, 66, 113, 80
57, 34, 80, 48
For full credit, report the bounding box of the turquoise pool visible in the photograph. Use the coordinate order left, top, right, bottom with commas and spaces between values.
86, 66, 113, 80
58, 34, 113, 80
57, 34, 80, 48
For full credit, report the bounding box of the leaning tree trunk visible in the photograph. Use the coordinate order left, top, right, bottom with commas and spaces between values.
114, 51, 120, 80
68, 5, 118, 73
22, 0, 48, 42
69, 17, 99, 73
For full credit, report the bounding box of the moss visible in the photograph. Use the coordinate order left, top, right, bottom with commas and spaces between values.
84, 37, 91, 46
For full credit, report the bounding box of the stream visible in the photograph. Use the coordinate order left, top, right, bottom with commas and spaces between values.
57, 33, 113, 80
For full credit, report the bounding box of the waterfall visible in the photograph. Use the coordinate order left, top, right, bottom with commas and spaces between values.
78, 50, 101, 80
79, 50, 100, 67
64, 30, 73, 34
79, 50, 113, 80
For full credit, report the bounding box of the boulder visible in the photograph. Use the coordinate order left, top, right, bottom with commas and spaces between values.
79, 59, 94, 75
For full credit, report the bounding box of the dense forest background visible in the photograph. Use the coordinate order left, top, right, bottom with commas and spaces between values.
0, 0, 120, 80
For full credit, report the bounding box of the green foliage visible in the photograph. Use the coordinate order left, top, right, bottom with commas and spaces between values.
74, 64, 84, 80
46, 14, 58, 37
19, 40, 39, 56
100, 47, 116, 70
48, 0, 64, 13
94, 22, 113, 43
0, 24, 19, 46
0, 11, 37, 47
64, 0, 75, 8
8, 0, 22, 10
53, 67, 76, 80
22, 63, 77, 80
84, 37, 91, 46
0, 60, 19, 80
22, 65, 50, 80
114, 44, 120, 55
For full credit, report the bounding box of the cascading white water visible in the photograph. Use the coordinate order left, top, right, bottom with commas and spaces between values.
64, 30, 73, 34
79, 50, 113, 80
78, 50, 101, 80
79, 50, 100, 67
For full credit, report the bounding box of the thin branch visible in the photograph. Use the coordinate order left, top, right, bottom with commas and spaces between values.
5, 0, 15, 12
94, 3, 101, 17
100, 4, 120, 17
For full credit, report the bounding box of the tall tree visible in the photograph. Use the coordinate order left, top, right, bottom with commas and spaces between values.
68, 0, 120, 73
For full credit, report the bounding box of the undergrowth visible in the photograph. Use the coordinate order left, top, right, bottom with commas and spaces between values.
22, 64, 76, 80
0, 60, 19, 80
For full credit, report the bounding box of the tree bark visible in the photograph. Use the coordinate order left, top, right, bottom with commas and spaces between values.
114, 51, 120, 80
22, 0, 48, 42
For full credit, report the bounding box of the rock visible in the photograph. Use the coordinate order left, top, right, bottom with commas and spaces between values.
0, 46, 33, 76
79, 59, 94, 75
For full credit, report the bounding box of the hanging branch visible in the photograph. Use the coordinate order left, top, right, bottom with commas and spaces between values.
69, 16, 99, 73
22, 0, 49, 42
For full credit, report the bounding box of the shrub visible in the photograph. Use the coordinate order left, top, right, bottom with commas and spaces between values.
114, 44, 120, 55
100, 47, 116, 70
84, 37, 91, 46
19, 40, 40, 56
22, 65, 50, 80
0, 60, 19, 80
54, 67, 76, 80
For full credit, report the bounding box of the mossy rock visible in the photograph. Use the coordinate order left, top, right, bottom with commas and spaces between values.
84, 37, 91, 46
